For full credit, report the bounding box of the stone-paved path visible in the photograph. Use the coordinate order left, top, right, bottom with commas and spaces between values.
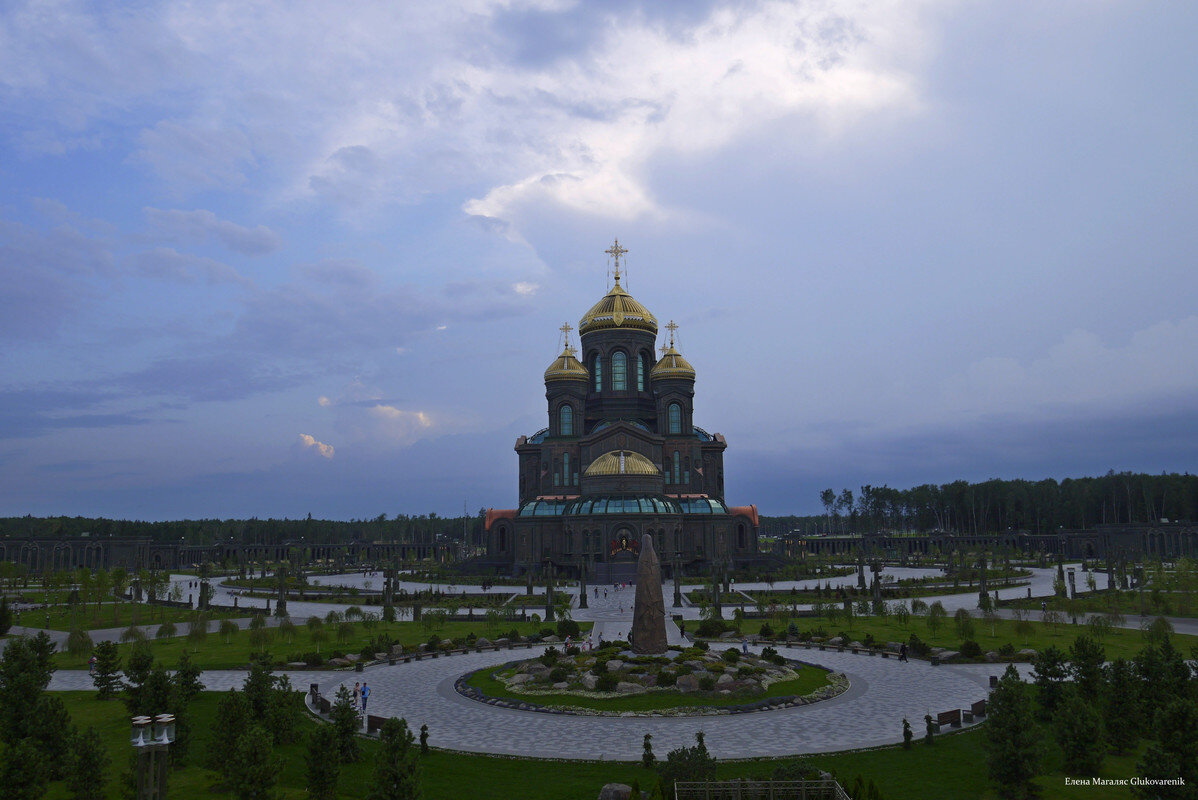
47, 645, 1026, 759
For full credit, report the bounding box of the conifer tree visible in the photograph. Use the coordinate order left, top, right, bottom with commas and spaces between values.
207, 690, 250, 779
1105, 658, 1140, 755
369, 717, 422, 800
1055, 689, 1106, 775
91, 641, 122, 700
67, 726, 108, 800
984, 665, 1041, 800
330, 685, 361, 763
227, 725, 282, 800
305, 725, 340, 800
0, 737, 47, 800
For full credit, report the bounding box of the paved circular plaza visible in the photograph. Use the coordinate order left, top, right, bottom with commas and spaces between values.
314, 645, 1027, 760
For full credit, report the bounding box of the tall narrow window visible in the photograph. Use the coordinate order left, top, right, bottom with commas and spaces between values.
668, 403, 682, 434
636, 353, 645, 392
559, 405, 573, 436
592, 354, 602, 392
563, 453, 571, 486
673, 451, 681, 484
612, 351, 627, 391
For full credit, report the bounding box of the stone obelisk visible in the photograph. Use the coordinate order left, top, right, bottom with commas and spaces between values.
630, 534, 668, 654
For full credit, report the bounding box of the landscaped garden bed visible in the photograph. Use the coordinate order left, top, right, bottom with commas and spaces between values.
456, 642, 845, 716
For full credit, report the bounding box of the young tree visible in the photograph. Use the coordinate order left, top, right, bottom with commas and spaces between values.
984, 664, 1041, 800
1031, 646, 1069, 715
1055, 689, 1106, 775
0, 632, 56, 744
656, 732, 716, 797
953, 608, 975, 641
902, 719, 913, 750
0, 737, 47, 800
67, 726, 108, 800
266, 675, 301, 746
1104, 658, 1141, 755
92, 640, 123, 700
219, 618, 239, 644
1137, 697, 1198, 796
66, 628, 94, 663
642, 733, 655, 769
330, 685, 361, 763
206, 690, 250, 778
155, 620, 177, 640
369, 717, 422, 800
1068, 635, 1106, 701
926, 601, 946, 637
306, 725, 341, 800
0, 596, 12, 637
227, 725, 283, 800
31, 694, 76, 780
419, 724, 429, 755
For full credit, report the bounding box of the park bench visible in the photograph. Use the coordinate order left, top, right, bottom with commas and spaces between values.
971, 700, 987, 717
937, 709, 962, 729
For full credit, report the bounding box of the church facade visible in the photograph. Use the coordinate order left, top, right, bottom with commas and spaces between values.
485, 241, 760, 580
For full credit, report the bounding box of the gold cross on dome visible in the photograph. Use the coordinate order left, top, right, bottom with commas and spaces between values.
659, 343, 669, 356
560, 322, 573, 337
605, 238, 628, 281
665, 320, 678, 347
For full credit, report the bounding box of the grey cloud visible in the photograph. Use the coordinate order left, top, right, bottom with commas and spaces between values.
120, 353, 308, 403
128, 247, 250, 286
133, 121, 257, 191
144, 207, 282, 255
0, 387, 153, 439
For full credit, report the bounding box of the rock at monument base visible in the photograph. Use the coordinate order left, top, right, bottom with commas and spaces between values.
598, 783, 633, 800
676, 674, 700, 692
582, 673, 598, 690
615, 681, 642, 694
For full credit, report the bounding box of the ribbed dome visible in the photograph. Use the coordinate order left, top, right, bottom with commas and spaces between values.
578, 278, 658, 335
584, 450, 660, 477
650, 345, 696, 380
544, 347, 588, 382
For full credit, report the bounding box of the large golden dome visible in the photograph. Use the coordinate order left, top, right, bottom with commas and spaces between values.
578, 277, 658, 336
650, 344, 696, 380
544, 346, 588, 382
584, 450, 660, 477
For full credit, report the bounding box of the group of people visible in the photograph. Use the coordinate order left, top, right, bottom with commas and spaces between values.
352, 681, 371, 713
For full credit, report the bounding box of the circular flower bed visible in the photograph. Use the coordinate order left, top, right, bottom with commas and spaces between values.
455, 643, 848, 717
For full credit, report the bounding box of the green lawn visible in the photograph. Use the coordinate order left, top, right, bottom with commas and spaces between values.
463, 663, 830, 712
1006, 589, 1198, 619
747, 613, 1197, 661
53, 620, 591, 670
16, 602, 244, 631
46, 690, 1144, 800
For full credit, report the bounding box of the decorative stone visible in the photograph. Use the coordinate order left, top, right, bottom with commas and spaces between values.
985, 651, 1001, 662
582, 673, 598, 690
606, 659, 624, 671
475, 637, 492, 647
630, 534, 668, 654
616, 681, 643, 694
553, 681, 569, 689
716, 673, 735, 685
344, 653, 360, 662
509, 674, 533, 685
543, 635, 561, 643
676, 674, 700, 692
598, 783, 633, 800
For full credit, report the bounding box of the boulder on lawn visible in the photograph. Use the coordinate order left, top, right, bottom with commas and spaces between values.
827, 636, 844, 646
985, 651, 1001, 662
543, 635, 561, 643
676, 674, 700, 693
606, 659, 624, 671
582, 673, 599, 691
344, 653, 360, 662
716, 673, 735, 686
615, 681, 643, 694
474, 637, 492, 648
508, 674, 533, 686
598, 784, 632, 800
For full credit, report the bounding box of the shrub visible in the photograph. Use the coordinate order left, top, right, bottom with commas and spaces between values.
556, 619, 580, 639
539, 627, 556, 638
758, 623, 774, 638
721, 648, 740, 663
592, 659, 609, 675
694, 640, 708, 652
960, 640, 983, 659
539, 646, 559, 667
862, 633, 877, 649
698, 675, 716, 691
596, 673, 618, 692
657, 669, 676, 687
426, 634, 441, 649
787, 622, 799, 637
999, 643, 1017, 659
907, 634, 931, 657
549, 666, 569, 683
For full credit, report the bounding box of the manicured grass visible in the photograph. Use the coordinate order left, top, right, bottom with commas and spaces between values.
756, 612, 1198, 661
16, 602, 244, 631
53, 620, 591, 670
47, 690, 1145, 800
464, 662, 830, 712
1006, 589, 1198, 619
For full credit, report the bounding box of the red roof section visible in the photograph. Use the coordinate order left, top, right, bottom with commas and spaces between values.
728, 504, 759, 526
484, 508, 517, 531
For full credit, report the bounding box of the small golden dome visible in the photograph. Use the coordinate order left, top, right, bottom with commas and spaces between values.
544, 346, 588, 382
650, 345, 696, 380
578, 278, 658, 336
584, 450, 660, 477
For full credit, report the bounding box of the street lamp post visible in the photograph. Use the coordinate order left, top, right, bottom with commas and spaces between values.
131, 713, 175, 800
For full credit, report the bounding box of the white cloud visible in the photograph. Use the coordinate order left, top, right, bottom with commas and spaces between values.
367, 405, 434, 445
298, 433, 334, 458
512, 281, 539, 297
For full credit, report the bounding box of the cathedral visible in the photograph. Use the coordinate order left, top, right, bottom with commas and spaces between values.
485, 241, 760, 580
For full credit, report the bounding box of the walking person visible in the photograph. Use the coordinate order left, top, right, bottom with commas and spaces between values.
353, 681, 361, 711
361, 682, 370, 713
899, 642, 908, 662
88, 655, 96, 675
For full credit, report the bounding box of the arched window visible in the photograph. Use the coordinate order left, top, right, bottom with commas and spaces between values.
559, 405, 573, 436
563, 453, 571, 486
591, 354, 602, 392
636, 353, 645, 392
673, 451, 681, 484
668, 402, 682, 434
612, 351, 627, 391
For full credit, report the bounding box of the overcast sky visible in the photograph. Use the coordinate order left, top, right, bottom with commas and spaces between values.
2, 0, 1196, 520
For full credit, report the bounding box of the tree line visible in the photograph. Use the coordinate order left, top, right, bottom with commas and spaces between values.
762, 471, 1198, 536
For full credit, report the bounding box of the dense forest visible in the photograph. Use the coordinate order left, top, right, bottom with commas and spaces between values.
1, 472, 1193, 545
